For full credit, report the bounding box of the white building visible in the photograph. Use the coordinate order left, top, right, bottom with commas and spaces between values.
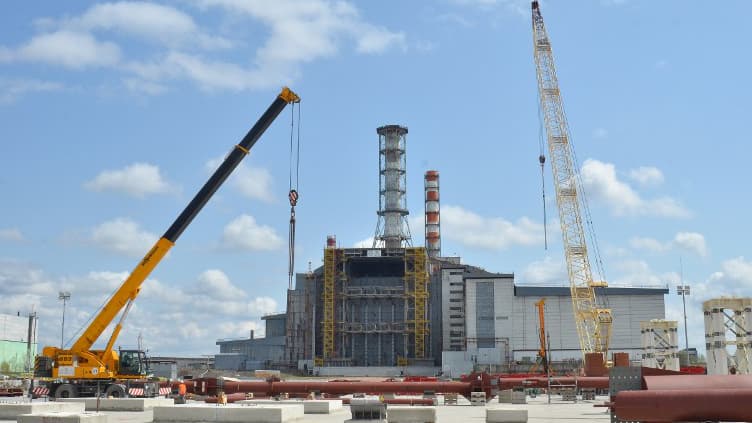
437, 264, 667, 377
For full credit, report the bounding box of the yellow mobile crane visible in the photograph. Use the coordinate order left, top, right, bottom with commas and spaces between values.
531, 2, 612, 361
35, 88, 300, 398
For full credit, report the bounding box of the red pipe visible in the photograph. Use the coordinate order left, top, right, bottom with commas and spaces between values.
183, 379, 473, 397
642, 374, 752, 390
613, 389, 752, 422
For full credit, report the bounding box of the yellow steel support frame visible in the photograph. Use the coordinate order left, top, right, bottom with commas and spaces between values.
532, 2, 612, 358
323, 248, 336, 358
405, 247, 429, 359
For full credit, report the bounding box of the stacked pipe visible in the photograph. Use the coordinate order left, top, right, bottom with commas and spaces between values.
179, 372, 500, 400
610, 374, 752, 422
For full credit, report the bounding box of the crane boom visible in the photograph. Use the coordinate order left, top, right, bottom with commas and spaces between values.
531, 1, 612, 358
40, 87, 300, 384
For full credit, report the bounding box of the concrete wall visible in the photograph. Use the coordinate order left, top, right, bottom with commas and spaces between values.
511, 290, 666, 361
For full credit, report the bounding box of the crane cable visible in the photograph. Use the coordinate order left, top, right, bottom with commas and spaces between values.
537, 93, 548, 250
288, 101, 301, 290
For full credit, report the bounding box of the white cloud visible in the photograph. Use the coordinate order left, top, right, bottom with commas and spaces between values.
3, 1, 404, 94
234, 166, 275, 203
580, 159, 690, 218
0, 78, 63, 104
90, 218, 157, 257
69, 1, 232, 50
441, 205, 544, 250
629, 232, 707, 257
221, 214, 284, 251
196, 269, 246, 301
629, 236, 669, 253
0, 228, 25, 242
609, 259, 665, 287
248, 297, 278, 316
205, 158, 275, 203
10, 30, 121, 69
628, 166, 664, 186
85, 163, 170, 198
520, 256, 567, 285
719, 257, 752, 286
673, 232, 708, 257
123, 78, 167, 95
0, 260, 279, 355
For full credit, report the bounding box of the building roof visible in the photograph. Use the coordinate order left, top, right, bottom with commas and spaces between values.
514, 285, 669, 296
261, 313, 287, 321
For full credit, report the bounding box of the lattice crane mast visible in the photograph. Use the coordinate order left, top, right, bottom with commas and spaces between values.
531, 1, 612, 360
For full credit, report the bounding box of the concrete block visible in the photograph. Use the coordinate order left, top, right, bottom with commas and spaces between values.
153, 404, 304, 423
58, 398, 175, 411
0, 403, 85, 420
17, 412, 108, 423
237, 399, 342, 414
486, 408, 528, 423
387, 406, 436, 423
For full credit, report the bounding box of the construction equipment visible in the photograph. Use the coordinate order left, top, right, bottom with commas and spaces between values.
530, 298, 548, 374
34, 87, 300, 398
531, 1, 612, 360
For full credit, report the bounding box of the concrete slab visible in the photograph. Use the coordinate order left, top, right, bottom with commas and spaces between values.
486, 408, 528, 423
387, 406, 436, 423
17, 412, 108, 423
0, 403, 86, 420
236, 400, 342, 414
58, 399, 174, 411
153, 404, 304, 423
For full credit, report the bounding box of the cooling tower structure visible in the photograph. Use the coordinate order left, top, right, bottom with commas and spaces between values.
640, 319, 679, 371
704, 297, 752, 375
374, 125, 411, 249
424, 170, 441, 258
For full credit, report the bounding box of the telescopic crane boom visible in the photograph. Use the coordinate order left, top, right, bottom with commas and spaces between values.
37, 88, 300, 397
531, 1, 612, 360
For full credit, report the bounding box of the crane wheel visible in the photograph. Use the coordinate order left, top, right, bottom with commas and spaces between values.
105, 384, 127, 398
54, 384, 78, 399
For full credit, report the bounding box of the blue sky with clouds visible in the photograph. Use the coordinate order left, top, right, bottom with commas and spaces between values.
1, 0, 750, 357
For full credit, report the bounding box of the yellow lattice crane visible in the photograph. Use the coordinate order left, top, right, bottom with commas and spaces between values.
531, 1, 612, 361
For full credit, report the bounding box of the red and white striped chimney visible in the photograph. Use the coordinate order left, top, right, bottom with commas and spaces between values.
424, 170, 441, 258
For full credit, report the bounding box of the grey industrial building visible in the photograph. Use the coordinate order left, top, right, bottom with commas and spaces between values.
214, 313, 286, 371
213, 124, 669, 376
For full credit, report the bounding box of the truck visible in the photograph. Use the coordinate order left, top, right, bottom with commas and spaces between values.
34, 87, 300, 399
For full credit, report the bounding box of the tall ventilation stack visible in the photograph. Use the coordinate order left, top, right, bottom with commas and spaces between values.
424, 170, 441, 258
374, 125, 411, 249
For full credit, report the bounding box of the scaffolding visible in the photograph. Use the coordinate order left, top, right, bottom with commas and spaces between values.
323, 248, 336, 358
405, 247, 429, 359
640, 319, 679, 371
703, 297, 752, 375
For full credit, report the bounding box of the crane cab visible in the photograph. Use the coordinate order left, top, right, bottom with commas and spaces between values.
117, 349, 150, 378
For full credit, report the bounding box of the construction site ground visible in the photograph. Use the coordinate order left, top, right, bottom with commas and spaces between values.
1, 395, 613, 423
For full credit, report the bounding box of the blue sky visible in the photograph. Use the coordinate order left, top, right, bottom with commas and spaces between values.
1, 0, 750, 357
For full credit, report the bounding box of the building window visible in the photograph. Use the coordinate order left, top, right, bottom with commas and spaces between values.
450, 323, 464, 327
449, 271, 463, 275
449, 298, 462, 303
449, 307, 462, 311
450, 314, 463, 319
449, 290, 463, 294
